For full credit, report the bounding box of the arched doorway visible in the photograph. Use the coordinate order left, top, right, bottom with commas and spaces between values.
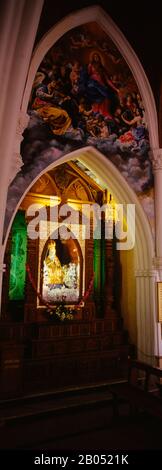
1, 5, 160, 366
22, 5, 158, 150
3, 146, 157, 363
40, 234, 83, 306
4, 4, 157, 247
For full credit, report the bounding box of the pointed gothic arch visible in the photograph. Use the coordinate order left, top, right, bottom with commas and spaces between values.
3, 145, 157, 363
22, 5, 159, 150
2, 5, 160, 363
40, 229, 83, 305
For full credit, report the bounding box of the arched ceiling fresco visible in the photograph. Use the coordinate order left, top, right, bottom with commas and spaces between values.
6, 21, 154, 235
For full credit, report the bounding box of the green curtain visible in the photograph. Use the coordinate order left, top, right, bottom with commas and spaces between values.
93, 221, 106, 316
93, 238, 101, 297
9, 211, 27, 300
101, 221, 105, 294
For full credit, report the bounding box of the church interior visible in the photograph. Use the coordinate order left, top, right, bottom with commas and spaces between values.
0, 0, 162, 455
2, 160, 133, 395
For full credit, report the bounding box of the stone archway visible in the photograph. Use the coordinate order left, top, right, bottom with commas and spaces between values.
4, 146, 158, 363
17, 5, 161, 363
1, 4, 161, 364
22, 5, 159, 150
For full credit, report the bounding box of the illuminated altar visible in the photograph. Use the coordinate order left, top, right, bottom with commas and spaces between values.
42, 240, 81, 304
0, 161, 129, 397
2, 161, 117, 323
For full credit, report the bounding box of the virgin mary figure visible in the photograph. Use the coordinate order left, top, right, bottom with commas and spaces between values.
44, 241, 64, 287
81, 52, 119, 118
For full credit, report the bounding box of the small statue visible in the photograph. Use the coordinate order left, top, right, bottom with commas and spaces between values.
44, 241, 63, 286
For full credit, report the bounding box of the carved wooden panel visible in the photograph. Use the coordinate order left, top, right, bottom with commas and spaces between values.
0, 342, 24, 398
31, 174, 58, 196
23, 346, 129, 394
24, 237, 39, 322
104, 239, 115, 316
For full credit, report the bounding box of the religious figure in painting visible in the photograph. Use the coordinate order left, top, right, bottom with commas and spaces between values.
32, 73, 72, 135
86, 52, 120, 118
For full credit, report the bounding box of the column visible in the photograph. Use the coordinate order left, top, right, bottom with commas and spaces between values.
150, 148, 162, 364
0, 0, 44, 314
135, 269, 158, 365
9, 111, 30, 183
151, 148, 162, 258
152, 257, 162, 366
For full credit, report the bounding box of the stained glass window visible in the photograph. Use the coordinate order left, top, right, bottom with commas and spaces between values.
9, 211, 27, 300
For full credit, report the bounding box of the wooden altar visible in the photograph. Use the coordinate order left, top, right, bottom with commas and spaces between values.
0, 162, 130, 398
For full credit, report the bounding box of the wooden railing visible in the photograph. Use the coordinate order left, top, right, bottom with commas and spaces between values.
110, 359, 162, 419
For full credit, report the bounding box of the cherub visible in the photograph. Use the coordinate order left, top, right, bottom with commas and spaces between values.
99, 120, 109, 138
70, 33, 95, 49
98, 41, 122, 64
79, 98, 93, 117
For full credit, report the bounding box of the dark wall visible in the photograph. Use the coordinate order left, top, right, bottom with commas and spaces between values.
35, 0, 162, 110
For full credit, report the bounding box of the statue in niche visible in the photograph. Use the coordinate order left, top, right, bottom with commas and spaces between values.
42, 240, 80, 303
44, 241, 64, 287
